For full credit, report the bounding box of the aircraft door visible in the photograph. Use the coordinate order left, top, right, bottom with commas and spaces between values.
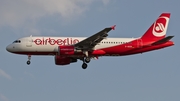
137, 39, 142, 48
26, 36, 32, 47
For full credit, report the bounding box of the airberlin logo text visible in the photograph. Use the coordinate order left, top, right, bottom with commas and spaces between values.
34, 38, 79, 45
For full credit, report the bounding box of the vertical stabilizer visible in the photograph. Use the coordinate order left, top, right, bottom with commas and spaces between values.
141, 13, 170, 41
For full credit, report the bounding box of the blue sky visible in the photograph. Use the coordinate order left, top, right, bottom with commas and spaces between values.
0, 0, 180, 101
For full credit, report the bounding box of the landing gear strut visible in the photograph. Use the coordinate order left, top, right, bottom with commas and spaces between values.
27, 55, 31, 65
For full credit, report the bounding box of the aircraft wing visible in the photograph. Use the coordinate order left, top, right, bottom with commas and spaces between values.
74, 25, 116, 50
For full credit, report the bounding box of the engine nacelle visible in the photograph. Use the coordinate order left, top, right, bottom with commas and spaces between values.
55, 55, 77, 65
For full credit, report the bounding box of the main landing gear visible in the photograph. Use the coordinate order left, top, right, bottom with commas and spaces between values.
85, 57, 90, 63
82, 57, 91, 69
81, 51, 91, 69
27, 55, 31, 65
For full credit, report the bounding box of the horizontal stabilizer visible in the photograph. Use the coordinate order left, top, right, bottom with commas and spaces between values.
152, 36, 174, 45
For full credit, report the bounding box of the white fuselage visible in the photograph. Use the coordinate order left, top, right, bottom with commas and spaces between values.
6, 36, 136, 54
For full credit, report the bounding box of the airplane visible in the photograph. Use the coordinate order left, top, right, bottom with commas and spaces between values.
6, 13, 174, 69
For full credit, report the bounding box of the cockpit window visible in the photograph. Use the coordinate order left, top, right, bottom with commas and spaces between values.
13, 40, 21, 43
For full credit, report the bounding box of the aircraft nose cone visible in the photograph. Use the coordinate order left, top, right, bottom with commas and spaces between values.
6, 45, 12, 52
6, 45, 10, 52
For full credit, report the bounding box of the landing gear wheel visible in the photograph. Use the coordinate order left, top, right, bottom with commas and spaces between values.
85, 58, 90, 63
27, 55, 31, 65
27, 61, 31, 65
82, 63, 87, 69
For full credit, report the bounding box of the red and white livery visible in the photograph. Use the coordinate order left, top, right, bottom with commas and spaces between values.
6, 13, 174, 69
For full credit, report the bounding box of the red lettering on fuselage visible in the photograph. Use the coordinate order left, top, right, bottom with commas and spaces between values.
34, 38, 79, 45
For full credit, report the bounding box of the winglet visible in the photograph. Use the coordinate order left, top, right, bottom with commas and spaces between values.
111, 25, 116, 30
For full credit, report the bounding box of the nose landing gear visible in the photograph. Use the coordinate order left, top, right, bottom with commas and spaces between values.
27, 60, 31, 65
27, 55, 31, 65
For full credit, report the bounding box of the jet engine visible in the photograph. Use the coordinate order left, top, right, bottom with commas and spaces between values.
55, 55, 77, 65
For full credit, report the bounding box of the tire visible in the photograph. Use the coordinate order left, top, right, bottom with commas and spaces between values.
27, 61, 31, 65
82, 63, 87, 69
85, 58, 90, 63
